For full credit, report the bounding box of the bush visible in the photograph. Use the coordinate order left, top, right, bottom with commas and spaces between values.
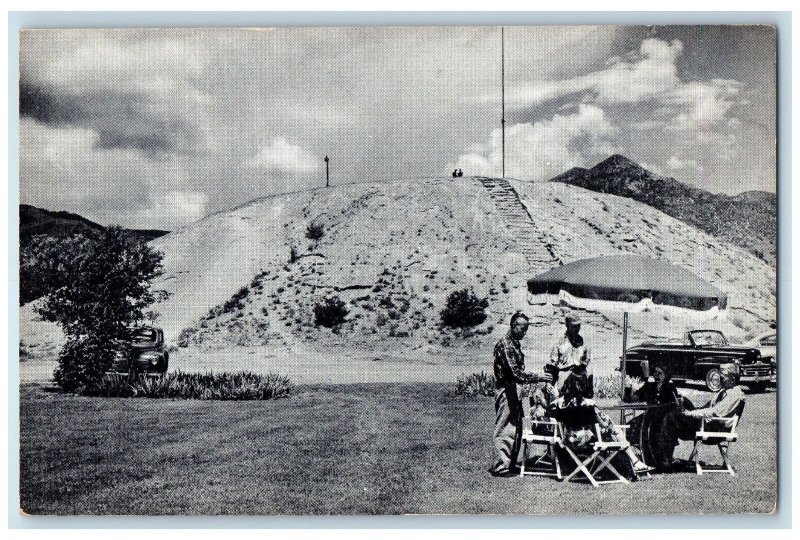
53, 336, 121, 393
90, 371, 293, 400
177, 327, 198, 348
454, 371, 496, 397
306, 222, 325, 241
440, 288, 488, 328
313, 296, 348, 327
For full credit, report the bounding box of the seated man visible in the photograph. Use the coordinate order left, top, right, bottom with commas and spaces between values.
548, 370, 652, 475
654, 363, 746, 471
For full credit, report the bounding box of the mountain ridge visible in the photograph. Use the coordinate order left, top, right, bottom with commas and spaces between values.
549, 155, 776, 265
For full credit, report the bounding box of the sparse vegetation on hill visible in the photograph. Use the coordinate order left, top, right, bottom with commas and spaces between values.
550, 155, 776, 265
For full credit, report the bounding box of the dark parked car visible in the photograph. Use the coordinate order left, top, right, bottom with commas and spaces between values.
622, 329, 774, 392
110, 326, 169, 375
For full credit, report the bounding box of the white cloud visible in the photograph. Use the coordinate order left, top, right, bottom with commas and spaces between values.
507, 38, 684, 107
667, 156, 697, 171
132, 190, 210, 229
663, 79, 744, 131
451, 104, 616, 181
248, 137, 321, 176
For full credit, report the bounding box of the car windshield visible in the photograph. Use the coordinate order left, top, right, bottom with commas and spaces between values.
690, 330, 727, 346
131, 328, 157, 345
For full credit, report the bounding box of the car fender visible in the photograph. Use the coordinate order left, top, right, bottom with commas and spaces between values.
694, 357, 735, 378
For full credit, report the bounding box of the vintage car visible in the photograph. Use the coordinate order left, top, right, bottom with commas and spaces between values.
622, 329, 774, 392
743, 331, 777, 368
110, 325, 169, 375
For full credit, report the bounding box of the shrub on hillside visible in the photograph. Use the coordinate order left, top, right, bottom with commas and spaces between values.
313, 296, 348, 327
177, 327, 198, 348
454, 371, 495, 397
440, 288, 488, 328
91, 371, 293, 400
306, 222, 325, 241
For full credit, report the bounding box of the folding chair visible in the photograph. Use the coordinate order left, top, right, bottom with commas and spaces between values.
555, 405, 631, 487
520, 417, 563, 479
518, 395, 562, 478
688, 401, 745, 476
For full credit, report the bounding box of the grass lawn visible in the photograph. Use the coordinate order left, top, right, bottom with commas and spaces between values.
19, 382, 776, 515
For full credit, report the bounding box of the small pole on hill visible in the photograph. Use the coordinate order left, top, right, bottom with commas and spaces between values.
501, 26, 506, 179
324, 155, 330, 188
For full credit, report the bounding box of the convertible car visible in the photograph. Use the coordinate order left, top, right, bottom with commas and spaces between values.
622, 329, 774, 392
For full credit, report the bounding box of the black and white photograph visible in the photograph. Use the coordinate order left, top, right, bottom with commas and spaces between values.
15, 23, 778, 516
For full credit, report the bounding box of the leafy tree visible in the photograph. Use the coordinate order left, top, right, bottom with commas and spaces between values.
35, 226, 168, 392
19, 234, 96, 305
440, 288, 489, 328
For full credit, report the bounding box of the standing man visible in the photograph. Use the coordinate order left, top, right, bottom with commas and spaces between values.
489, 311, 552, 477
547, 313, 592, 390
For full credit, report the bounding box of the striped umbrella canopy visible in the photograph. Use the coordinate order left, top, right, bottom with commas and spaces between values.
527, 254, 727, 312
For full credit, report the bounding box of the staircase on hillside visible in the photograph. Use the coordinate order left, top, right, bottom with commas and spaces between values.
477, 177, 561, 273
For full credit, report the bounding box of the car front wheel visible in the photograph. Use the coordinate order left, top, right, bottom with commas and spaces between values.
705, 368, 723, 392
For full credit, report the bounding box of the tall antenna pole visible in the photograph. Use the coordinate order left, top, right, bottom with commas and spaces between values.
501, 26, 506, 178
324, 155, 330, 188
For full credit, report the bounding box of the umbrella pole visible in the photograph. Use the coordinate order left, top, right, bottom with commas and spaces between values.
621, 312, 628, 420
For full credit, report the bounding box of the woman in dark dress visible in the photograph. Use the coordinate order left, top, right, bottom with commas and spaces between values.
628, 366, 686, 471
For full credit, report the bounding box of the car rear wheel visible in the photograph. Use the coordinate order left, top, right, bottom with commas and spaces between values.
705, 368, 723, 392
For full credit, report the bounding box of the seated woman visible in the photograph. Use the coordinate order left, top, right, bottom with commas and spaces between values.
628, 367, 683, 471
548, 370, 652, 475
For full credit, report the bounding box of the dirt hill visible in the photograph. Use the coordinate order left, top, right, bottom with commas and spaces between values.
549, 155, 777, 266
20, 177, 775, 380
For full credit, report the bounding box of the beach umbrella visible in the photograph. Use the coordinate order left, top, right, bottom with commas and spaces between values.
527, 254, 727, 399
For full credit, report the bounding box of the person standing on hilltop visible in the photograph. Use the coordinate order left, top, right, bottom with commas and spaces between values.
546, 313, 592, 391
489, 311, 552, 477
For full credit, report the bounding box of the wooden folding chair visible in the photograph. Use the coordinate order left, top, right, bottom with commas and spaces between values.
518, 394, 562, 479
688, 401, 745, 476
520, 417, 563, 479
555, 405, 631, 487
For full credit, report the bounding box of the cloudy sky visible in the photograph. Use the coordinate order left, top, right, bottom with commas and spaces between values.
19, 25, 776, 230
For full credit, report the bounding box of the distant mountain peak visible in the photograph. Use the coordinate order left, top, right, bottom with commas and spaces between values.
548, 155, 776, 266
596, 154, 643, 171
